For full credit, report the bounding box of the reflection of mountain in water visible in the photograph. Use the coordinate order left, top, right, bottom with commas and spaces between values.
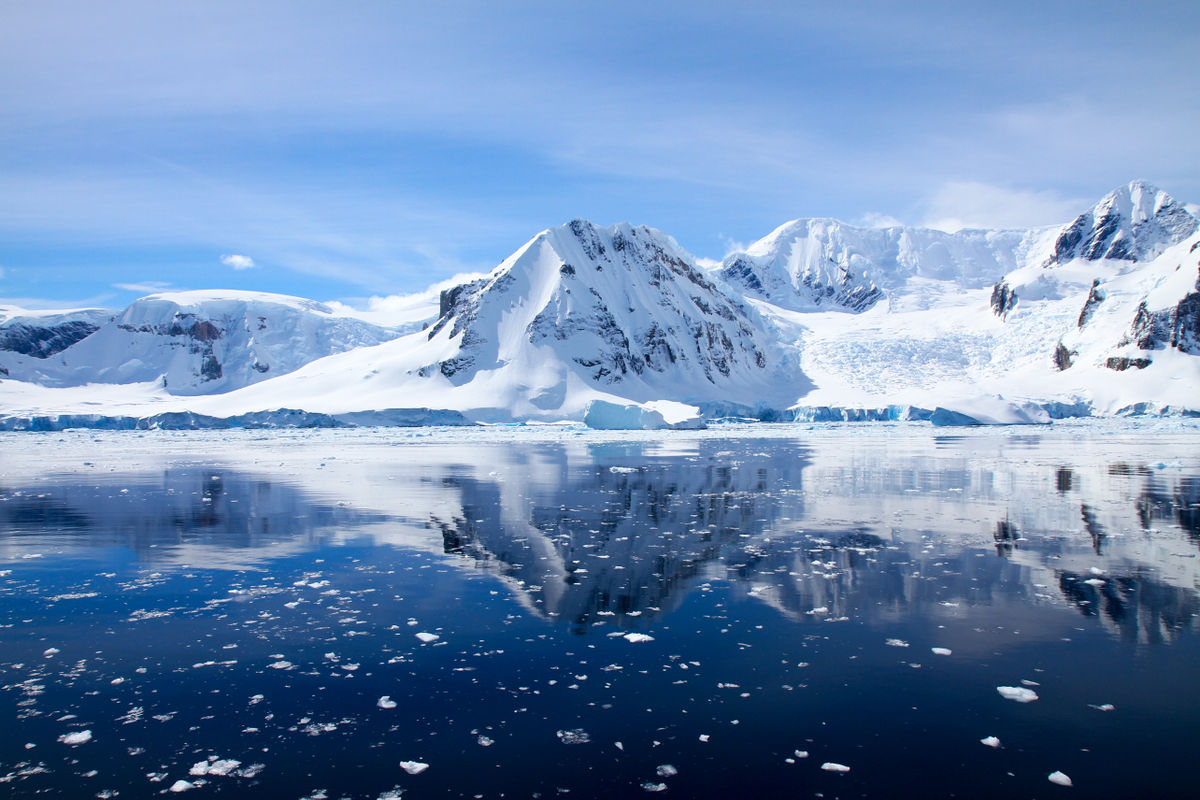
0, 469, 390, 567
427, 441, 1200, 643
429, 441, 811, 632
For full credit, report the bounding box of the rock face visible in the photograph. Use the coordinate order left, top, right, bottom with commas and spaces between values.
419, 220, 794, 408
1046, 180, 1198, 266
2, 291, 401, 395
0, 317, 103, 358
1123, 286, 1200, 355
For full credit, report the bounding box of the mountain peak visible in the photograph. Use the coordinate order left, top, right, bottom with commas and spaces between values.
1047, 181, 1198, 265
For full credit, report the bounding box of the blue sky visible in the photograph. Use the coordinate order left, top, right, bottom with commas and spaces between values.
2, 0, 1198, 309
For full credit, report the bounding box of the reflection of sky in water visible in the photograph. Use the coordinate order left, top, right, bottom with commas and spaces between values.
1, 429, 1198, 797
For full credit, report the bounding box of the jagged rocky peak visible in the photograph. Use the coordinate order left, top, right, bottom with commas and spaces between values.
1047, 180, 1198, 265
424, 219, 779, 392
0, 307, 110, 359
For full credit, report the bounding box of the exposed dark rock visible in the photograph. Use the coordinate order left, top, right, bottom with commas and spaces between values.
1078, 279, 1105, 327
0, 320, 100, 358
200, 352, 223, 381
1105, 356, 1152, 371
1121, 287, 1200, 354
990, 280, 1017, 318
1053, 342, 1074, 371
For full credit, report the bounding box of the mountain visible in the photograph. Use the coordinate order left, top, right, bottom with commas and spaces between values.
719, 218, 1054, 313
0, 291, 401, 395
0, 181, 1197, 427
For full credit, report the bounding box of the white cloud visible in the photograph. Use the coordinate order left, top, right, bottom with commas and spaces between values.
221, 253, 255, 270
855, 212, 904, 229
113, 281, 171, 293
921, 182, 1086, 233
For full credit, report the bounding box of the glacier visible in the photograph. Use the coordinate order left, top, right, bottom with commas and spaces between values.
1, 180, 1198, 428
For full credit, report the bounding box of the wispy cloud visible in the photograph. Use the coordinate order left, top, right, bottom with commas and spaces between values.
220, 254, 255, 270
920, 182, 1087, 232
113, 281, 172, 294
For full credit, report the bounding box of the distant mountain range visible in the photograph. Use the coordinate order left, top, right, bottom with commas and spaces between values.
2, 180, 1197, 428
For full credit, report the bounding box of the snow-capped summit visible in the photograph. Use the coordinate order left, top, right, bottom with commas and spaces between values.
1045, 181, 1198, 266
2, 290, 401, 395
719, 218, 1051, 313
418, 219, 801, 411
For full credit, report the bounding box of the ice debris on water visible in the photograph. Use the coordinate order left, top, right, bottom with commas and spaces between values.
997, 686, 1038, 703
189, 758, 241, 777
556, 729, 590, 745
58, 730, 92, 745
477, 735, 494, 747
1048, 771, 1073, 787
1089, 703, 1115, 712
698, 734, 710, 742
415, 632, 440, 643
377, 696, 397, 709
641, 782, 667, 792
624, 633, 654, 643
399, 761, 428, 775
885, 638, 909, 648
980, 736, 1001, 748
794, 750, 809, 758
169, 780, 195, 793
821, 762, 850, 772
931, 647, 952, 656
656, 764, 678, 777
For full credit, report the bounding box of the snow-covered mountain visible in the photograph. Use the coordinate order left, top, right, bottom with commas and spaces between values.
0, 181, 1197, 427
718, 218, 1055, 312
0, 291, 401, 395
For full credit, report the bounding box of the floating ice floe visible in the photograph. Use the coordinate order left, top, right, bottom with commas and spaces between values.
997, 686, 1038, 703
885, 638, 909, 647
556, 729, 590, 745
399, 761, 428, 775
624, 633, 655, 643
189, 758, 241, 777
1089, 703, 1115, 712
58, 730, 92, 745
794, 750, 809, 758
169, 780, 195, 793
1048, 771, 1073, 787
980, 736, 1001, 748
656, 764, 678, 777
477, 735, 494, 747
377, 696, 397, 709
931, 647, 952, 656
821, 762, 850, 772
698, 734, 710, 742
415, 632, 440, 643
641, 782, 668, 792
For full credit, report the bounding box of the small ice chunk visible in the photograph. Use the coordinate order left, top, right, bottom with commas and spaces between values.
624, 633, 655, 643
641, 783, 667, 792
556, 729, 590, 745
794, 750, 809, 758
614, 741, 624, 751
190, 758, 241, 777
997, 686, 1038, 703
1089, 567, 1106, 576
885, 638, 909, 648
656, 764, 678, 777
1083, 578, 1105, 587
44, 647, 61, 657
980, 736, 1001, 748
1090, 703, 1115, 712
698, 734, 710, 742
377, 696, 397, 709
821, 762, 850, 773
268, 660, 293, 670
58, 730, 92, 745
931, 647, 952, 656
477, 735, 494, 747
399, 761, 428, 775
169, 780, 195, 793
415, 632, 440, 643
1048, 771, 1073, 787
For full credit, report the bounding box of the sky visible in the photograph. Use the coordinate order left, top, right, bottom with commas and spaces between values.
2, 0, 1198, 310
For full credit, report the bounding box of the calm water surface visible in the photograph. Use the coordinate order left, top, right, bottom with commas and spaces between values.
1, 425, 1198, 798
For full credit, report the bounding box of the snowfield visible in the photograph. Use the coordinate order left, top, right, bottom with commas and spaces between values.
1, 181, 1196, 428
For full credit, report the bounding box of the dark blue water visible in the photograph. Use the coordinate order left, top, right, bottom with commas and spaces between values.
1, 429, 1198, 798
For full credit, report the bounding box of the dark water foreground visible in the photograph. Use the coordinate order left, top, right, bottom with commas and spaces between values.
1, 425, 1198, 798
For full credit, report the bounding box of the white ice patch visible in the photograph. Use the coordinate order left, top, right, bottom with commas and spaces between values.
656, 764, 678, 777
931, 647, 952, 656
556, 729, 590, 745
997, 686, 1038, 703
1090, 703, 1115, 712
189, 758, 241, 777
980, 736, 1001, 748
624, 633, 655, 643
377, 696, 397, 709
169, 780, 195, 793
885, 638, 909, 648
415, 632, 440, 643
1048, 771, 1073, 787
399, 761, 428, 775
641, 783, 668, 792
821, 762, 851, 773
58, 730, 92, 745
